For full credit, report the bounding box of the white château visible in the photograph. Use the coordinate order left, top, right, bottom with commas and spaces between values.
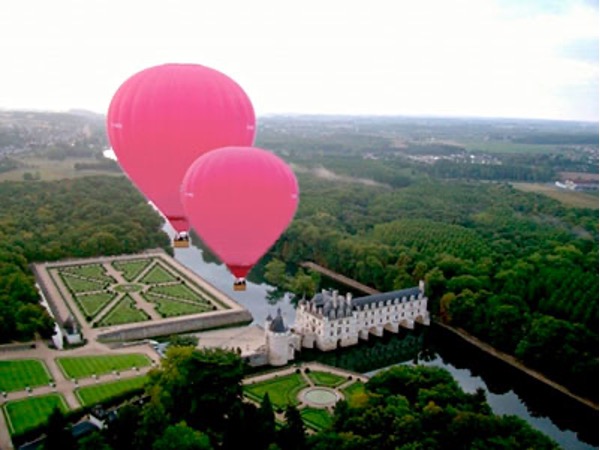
264, 281, 430, 366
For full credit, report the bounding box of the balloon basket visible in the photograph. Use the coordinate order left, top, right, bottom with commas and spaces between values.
173, 239, 190, 248
233, 283, 246, 292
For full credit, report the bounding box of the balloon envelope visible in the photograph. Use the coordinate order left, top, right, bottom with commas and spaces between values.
106, 63, 256, 232
181, 146, 299, 279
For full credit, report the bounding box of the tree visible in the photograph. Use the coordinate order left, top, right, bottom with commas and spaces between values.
77, 432, 112, 450
264, 259, 289, 288
43, 407, 74, 450
257, 393, 276, 449
278, 405, 305, 450
152, 421, 213, 450
106, 403, 141, 450
147, 347, 244, 432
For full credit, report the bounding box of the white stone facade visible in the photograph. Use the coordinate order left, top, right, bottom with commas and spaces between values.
293, 281, 430, 352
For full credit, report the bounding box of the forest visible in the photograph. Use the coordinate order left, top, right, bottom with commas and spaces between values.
0, 176, 171, 342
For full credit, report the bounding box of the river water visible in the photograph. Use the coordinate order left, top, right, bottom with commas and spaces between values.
163, 223, 597, 450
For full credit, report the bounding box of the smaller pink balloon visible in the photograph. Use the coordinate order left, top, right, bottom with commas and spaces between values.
181, 147, 299, 283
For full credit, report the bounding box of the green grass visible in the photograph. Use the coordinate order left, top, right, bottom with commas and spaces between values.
140, 264, 178, 284
76, 292, 116, 318
144, 294, 212, 317
62, 264, 115, 283
307, 370, 347, 387
0, 156, 122, 182
244, 373, 309, 408
3, 394, 68, 435
147, 283, 209, 303
112, 259, 153, 282
0, 359, 52, 392
341, 381, 367, 408
76, 376, 148, 406
300, 407, 333, 431
97, 295, 150, 327
60, 273, 105, 293
56, 354, 152, 379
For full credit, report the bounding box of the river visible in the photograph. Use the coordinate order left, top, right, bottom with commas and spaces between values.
162, 222, 598, 450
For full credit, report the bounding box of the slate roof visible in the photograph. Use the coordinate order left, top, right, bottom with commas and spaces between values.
269, 308, 288, 333
351, 286, 421, 309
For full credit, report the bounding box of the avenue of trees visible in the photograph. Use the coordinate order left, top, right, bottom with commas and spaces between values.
0, 176, 171, 342
42, 347, 559, 450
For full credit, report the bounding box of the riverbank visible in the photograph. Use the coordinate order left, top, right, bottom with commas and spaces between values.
303, 261, 598, 412
435, 321, 598, 411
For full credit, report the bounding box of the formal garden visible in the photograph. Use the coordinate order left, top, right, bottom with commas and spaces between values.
0, 354, 153, 437
48, 255, 227, 328
243, 367, 366, 431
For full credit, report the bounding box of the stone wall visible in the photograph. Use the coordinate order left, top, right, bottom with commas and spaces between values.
96, 310, 253, 342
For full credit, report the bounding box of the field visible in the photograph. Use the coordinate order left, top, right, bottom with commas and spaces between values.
0, 359, 52, 392
0, 156, 122, 182
75, 376, 148, 406
512, 183, 598, 209
56, 354, 152, 379
3, 394, 68, 435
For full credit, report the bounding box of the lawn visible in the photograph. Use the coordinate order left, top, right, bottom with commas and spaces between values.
0, 359, 52, 392
61, 264, 115, 283
140, 264, 178, 283
147, 283, 211, 304
144, 294, 212, 317
112, 259, 153, 282
306, 370, 347, 387
60, 273, 105, 293
244, 373, 309, 408
3, 393, 68, 435
56, 354, 152, 379
76, 376, 148, 406
96, 295, 150, 327
300, 407, 333, 431
75, 292, 116, 318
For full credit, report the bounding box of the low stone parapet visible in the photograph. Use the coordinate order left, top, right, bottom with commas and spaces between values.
96, 310, 252, 342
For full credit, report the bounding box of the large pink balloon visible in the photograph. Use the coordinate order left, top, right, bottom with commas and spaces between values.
181, 146, 299, 280
106, 63, 256, 233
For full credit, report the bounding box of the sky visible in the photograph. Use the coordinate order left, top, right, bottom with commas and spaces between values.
0, 0, 598, 122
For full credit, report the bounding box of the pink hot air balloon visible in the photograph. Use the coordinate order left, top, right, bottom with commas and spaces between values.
181, 146, 299, 291
106, 63, 256, 247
